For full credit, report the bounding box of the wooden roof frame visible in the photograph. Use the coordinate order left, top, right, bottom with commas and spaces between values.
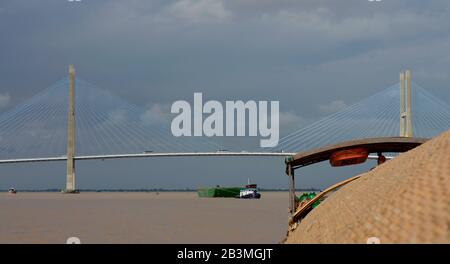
285, 137, 428, 168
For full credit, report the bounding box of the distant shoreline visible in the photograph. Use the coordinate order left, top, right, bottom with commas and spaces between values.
0, 188, 321, 193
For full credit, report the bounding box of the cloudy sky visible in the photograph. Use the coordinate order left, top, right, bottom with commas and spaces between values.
0, 0, 449, 190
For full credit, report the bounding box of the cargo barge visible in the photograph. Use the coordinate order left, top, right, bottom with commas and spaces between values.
197, 186, 241, 198
198, 181, 261, 199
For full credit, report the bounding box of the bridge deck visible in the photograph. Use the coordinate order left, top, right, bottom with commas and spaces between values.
0, 152, 295, 164
0, 151, 392, 164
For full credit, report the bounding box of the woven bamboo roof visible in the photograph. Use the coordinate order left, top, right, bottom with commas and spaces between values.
285, 129, 450, 244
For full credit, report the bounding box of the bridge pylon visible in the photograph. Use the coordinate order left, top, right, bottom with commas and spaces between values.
400, 69, 413, 137
64, 65, 77, 193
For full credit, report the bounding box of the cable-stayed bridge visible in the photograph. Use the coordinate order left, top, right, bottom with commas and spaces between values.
0, 66, 449, 192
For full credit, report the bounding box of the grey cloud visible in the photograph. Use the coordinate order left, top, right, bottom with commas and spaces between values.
166, 0, 232, 24
140, 103, 172, 125
318, 100, 348, 114
278, 111, 305, 135
0, 93, 11, 108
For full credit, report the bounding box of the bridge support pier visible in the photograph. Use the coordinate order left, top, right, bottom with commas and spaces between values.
64, 65, 77, 194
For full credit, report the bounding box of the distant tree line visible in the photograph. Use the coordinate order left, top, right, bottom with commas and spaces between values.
1, 187, 321, 192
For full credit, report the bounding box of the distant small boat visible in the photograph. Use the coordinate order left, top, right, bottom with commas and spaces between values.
8, 188, 17, 194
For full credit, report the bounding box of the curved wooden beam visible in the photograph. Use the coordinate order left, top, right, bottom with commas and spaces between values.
286, 137, 428, 168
